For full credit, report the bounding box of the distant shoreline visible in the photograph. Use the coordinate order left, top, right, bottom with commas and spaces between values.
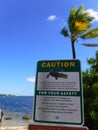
0, 94, 15, 96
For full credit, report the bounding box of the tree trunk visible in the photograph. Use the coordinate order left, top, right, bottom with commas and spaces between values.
71, 40, 76, 59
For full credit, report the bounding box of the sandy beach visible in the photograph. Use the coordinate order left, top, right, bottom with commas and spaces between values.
1, 126, 28, 130
0, 119, 31, 130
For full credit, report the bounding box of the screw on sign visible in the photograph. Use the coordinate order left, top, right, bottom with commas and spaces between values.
28, 124, 89, 130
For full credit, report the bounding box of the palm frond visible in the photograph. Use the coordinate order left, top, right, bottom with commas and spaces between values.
74, 20, 91, 33
60, 27, 69, 37
68, 5, 94, 35
80, 28, 98, 39
68, 6, 77, 32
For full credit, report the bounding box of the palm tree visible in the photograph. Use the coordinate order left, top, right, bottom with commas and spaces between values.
61, 5, 98, 59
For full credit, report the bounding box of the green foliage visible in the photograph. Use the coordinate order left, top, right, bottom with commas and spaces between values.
87, 58, 96, 65
83, 51, 98, 130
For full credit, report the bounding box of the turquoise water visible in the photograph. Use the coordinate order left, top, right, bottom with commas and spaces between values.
0, 96, 33, 127
2, 111, 31, 127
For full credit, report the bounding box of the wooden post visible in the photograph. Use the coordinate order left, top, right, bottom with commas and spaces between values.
28, 124, 88, 130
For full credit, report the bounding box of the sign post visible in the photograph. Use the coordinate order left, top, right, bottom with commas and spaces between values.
33, 60, 84, 125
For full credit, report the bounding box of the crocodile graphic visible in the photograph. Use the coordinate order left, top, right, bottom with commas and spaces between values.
46, 69, 68, 80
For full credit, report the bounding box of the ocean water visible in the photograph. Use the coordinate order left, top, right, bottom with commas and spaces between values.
0, 96, 34, 126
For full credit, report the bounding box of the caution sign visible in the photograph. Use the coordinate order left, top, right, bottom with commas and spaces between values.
28, 124, 88, 130
33, 60, 84, 125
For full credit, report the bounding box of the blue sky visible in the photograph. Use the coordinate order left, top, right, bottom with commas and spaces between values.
0, 0, 98, 96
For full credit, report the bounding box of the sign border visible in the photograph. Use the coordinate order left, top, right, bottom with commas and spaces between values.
33, 59, 84, 125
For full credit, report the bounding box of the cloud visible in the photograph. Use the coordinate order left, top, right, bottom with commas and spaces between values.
47, 15, 57, 21
27, 76, 35, 83
86, 9, 98, 21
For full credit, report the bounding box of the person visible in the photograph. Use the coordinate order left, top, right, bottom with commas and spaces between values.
0, 109, 4, 128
